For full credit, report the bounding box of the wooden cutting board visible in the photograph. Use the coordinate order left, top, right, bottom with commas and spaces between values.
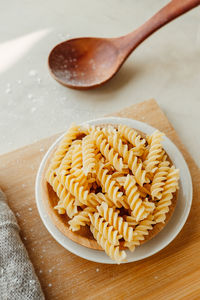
0, 99, 199, 300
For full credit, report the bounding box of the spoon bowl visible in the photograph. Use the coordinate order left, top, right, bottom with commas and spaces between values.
48, 37, 121, 89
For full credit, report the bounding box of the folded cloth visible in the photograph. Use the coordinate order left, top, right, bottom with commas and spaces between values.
0, 189, 44, 300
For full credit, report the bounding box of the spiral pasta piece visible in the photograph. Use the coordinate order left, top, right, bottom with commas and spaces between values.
140, 198, 155, 214
48, 124, 81, 171
71, 143, 83, 170
154, 166, 179, 223
127, 151, 149, 186
89, 213, 122, 245
87, 193, 102, 207
57, 145, 73, 175
97, 202, 134, 242
124, 215, 155, 252
90, 128, 127, 172
69, 207, 96, 231
82, 135, 96, 175
144, 130, 164, 173
124, 215, 138, 227
119, 175, 151, 221
102, 128, 148, 186
71, 169, 88, 186
89, 192, 115, 207
138, 184, 150, 198
96, 163, 126, 208
69, 144, 88, 186
118, 124, 145, 148
90, 225, 127, 264
46, 169, 77, 218
151, 160, 170, 199
59, 173, 89, 205
103, 126, 144, 157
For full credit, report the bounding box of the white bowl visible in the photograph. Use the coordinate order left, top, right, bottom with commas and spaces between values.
35, 117, 192, 264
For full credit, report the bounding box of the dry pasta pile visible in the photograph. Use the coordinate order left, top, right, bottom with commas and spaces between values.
46, 123, 179, 263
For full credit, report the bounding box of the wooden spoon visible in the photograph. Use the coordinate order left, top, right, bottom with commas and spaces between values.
48, 0, 200, 90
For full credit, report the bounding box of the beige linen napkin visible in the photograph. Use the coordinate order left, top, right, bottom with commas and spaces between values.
0, 189, 44, 300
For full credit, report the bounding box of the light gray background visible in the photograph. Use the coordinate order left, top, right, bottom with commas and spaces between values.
1, 0, 200, 167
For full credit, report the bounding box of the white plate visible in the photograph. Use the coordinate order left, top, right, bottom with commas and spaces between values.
35, 117, 192, 264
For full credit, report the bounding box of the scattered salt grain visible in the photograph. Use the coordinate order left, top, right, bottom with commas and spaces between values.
39, 270, 43, 274
28, 207, 32, 212
28, 94, 33, 99
48, 283, 52, 287
154, 276, 158, 279
5, 88, 11, 94
24, 237, 27, 240
31, 107, 36, 113
58, 33, 65, 40
16, 212, 20, 217
49, 269, 52, 273
0, 267, 4, 276
96, 268, 99, 272
29, 70, 37, 77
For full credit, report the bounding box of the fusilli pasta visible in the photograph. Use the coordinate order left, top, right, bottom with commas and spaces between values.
90, 225, 127, 264
97, 202, 134, 242
89, 212, 122, 245
69, 207, 96, 231
59, 173, 89, 205
117, 175, 150, 221
96, 162, 128, 208
151, 160, 170, 199
90, 127, 127, 172
48, 124, 81, 171
82, 135, 96, 175
118, 124, 145, 148
46, 122, 179, 263
154, 166, 179, 223
144, 130, 164, 173
46, 169, 77, 218
124, 215, 155, 252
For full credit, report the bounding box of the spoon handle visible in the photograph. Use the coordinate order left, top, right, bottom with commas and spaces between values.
120, 0, 200, 53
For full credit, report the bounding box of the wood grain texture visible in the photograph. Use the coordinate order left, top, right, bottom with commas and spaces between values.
41, 125, 178, 251
0, 99, 199, 300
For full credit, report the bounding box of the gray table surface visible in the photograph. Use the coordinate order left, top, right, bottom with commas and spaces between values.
1, 0, 200, 167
